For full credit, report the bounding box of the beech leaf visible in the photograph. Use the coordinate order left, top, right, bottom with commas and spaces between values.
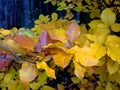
12, 34, 35, 51
70, 46, 99, 66
53, 51, 72, 68
35, 31, 52, 52
36, 61, 56, 79
66, 23, 80, 42
74, 60, 86, 80
101, 8, 116, 26
0, 52, 12, 71
19, 62, 38, 83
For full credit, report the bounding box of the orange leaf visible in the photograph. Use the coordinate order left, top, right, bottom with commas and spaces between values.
12, 34, 35, 51
53, 51, 73, 68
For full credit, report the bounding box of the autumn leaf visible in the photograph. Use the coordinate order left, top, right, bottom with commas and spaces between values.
90, 43, 106, 59
51, 12, 58, 21
19, 62, 38, 83
66, 23, 80, 42
49, 29, 68, 43
53, 51, 73, 68
105, 35, 120, 63
74, 60, 86, 80
2, 39, 26, 55
12, 34, 35, 51
36, 61, 56, 79
101, 8, 116, 26
0, 29, 12, 36
35, 31, 52, 52
107, 59, 119, 74
43, 42, 67, 53
111, 23, 120, 32
70, 45, 99, 66
0, 52, 12, 71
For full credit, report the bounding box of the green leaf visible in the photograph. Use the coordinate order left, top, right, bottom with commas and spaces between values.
71, 77, 80, 84
106, 82, 112, 90
40, 85, 55, 90
30, 72, 47, 90
57, 2, 66, 11
0, 73, 4, 80
51, 13, 58, 21
101, 8, 116, 26
107, 60, 119, 74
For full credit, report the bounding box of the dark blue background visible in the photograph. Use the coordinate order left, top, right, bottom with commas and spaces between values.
0, 0, 119, 29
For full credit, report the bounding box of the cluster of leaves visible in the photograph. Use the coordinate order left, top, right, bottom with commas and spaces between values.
44, 0, 120, 19
0, 8, 120, 90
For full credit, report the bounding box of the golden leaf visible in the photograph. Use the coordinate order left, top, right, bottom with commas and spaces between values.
111, 23, 120, 32
53, 51, 73, 68
70, 45, 99, 66
49, 29, 68, 43
105, 35, 120, 63
36, 61, 56, 79
74, 60, 86, 80
90, 43, 106, 59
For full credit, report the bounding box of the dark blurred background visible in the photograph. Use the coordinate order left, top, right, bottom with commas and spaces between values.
0, 0, 119, 29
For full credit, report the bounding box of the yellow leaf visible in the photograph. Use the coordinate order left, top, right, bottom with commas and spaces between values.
49, 29, 68, 43
19, 62, 38, 83
88, 20, 103, 29
105, 35, 120, 63
90, 43, 106, 59
74, 60, 86, 80
71, 46, 99, 66
111, 23, 120, 32
0, 29, 12, 36
101, 8, 116, 26
36, 61, 56, 79
53, 51, 73, 68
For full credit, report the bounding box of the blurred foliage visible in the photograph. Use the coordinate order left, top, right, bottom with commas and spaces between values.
0, 0, 120, 90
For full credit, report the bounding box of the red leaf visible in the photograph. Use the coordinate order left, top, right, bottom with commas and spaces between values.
0, 52, 12, 71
